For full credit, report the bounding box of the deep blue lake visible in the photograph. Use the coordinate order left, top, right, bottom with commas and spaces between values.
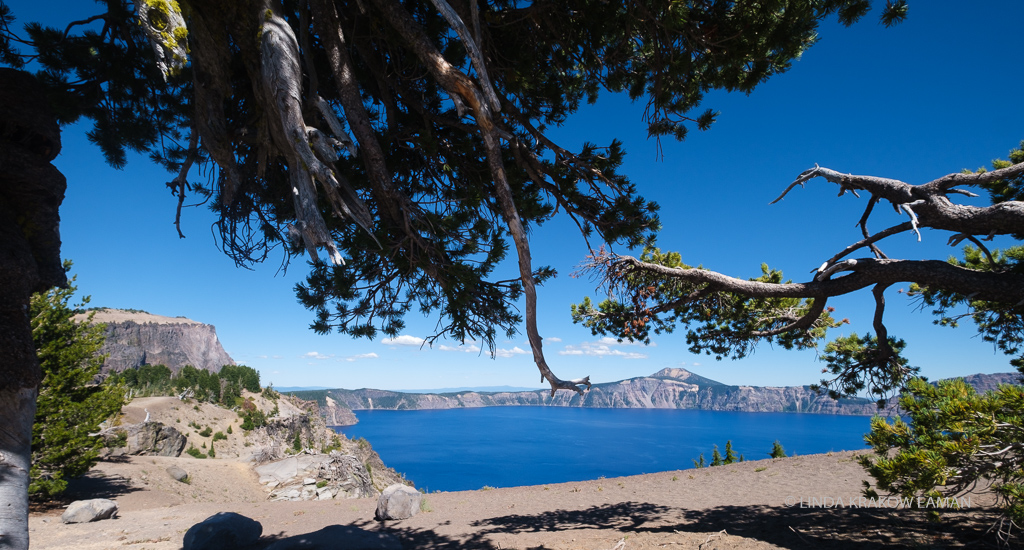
335, 407, 873, 492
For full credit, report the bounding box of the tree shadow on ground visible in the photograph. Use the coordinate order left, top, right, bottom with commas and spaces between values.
472, 501, 1009, 549
473, 501, 672, 533
665, 504, 1007, 549
226, 501, 1008, 549
62, 467, 141, 502
30, 467, 142, 513
253, 520, 498, 549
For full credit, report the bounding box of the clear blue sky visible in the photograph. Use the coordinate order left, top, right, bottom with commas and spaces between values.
9, 1, 1024, 390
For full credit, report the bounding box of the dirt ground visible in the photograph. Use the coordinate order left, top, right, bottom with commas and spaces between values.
29, 447, 1009, 550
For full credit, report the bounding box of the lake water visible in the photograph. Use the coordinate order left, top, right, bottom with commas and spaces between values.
335, 407, 874, 492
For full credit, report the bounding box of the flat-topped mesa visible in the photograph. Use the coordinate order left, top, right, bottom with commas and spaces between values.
72, 308, 235, 375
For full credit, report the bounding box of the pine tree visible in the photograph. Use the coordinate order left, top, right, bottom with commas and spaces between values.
861, 377, 1024, 531
711, 445, 723, 467
724, 441, 738, 465
0, 1, 910, 546
770, 441, 787, 459
692, 453, 706, 469
29, 264, 124, 498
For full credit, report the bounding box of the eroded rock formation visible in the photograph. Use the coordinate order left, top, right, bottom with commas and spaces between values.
72, 309, 234, 374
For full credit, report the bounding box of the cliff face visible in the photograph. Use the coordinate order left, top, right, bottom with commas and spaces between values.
304, 367, 1022, 426
300, 367, 886, 425
957, 372, 1020, 393
73, 309, 234, 374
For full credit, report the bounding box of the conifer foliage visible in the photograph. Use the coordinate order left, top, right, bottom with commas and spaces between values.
861, 377, 1024, 539
574, 144, 1024, 401
0, 1, 910, 546
29, 264, 124, 499
0, 0, 909, 397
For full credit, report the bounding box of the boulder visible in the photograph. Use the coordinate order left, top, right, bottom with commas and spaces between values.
105, 422, 187, 457
61, 499, 118, 524
374, 484, 421, 521
166, 465, 189, 482
183, 512, 262, 550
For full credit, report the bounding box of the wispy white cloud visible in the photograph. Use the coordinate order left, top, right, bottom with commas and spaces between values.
439, 343, 482, 353
304, 351, 333, 360
344, 352, 379, 362
599, 336, 654, 347
546, 337, 562, 343
381, 335, 426, 346
495, 346, 529, 358
558, 340, 648, 359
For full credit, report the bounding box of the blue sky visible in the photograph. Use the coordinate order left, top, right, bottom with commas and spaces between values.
10, 1, 1024, 390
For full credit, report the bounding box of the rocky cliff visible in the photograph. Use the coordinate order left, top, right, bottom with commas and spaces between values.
956, 371, 1020, 393
298, 368, 1023, 426
295, 367, 903, 425
73, 308, 234, 374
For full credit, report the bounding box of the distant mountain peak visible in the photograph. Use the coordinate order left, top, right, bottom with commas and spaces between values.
649, 367, 726, 387
651, 367, 693, 380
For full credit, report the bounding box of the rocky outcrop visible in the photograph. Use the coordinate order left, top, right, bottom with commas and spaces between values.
245, 394, 406, 499
256, 453, 380, 501
103, 421, 187, 457
72, 309, 234, 375
323, 395, 358, 426
301, 368, 1022, 420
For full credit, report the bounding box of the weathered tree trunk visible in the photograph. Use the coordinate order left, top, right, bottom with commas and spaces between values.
0, 68, 66, 550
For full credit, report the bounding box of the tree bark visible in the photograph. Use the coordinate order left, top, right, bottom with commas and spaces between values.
0, 68, 66, 550
0, 386, 36, 550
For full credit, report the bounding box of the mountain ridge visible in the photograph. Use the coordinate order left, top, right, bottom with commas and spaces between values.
288, 367, 1024, 427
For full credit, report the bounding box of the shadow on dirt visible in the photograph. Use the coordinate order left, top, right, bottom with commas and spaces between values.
255, 520, 494, 549
224, 500, 1008, 549
63, 466, 142, 502
664, 503, 1005, 549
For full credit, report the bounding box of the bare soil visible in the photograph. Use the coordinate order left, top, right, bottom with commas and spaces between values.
29, 445, 1008, 550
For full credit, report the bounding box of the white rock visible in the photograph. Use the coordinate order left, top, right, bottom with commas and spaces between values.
61, 499, 118, 524
374, 484, 422, 521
